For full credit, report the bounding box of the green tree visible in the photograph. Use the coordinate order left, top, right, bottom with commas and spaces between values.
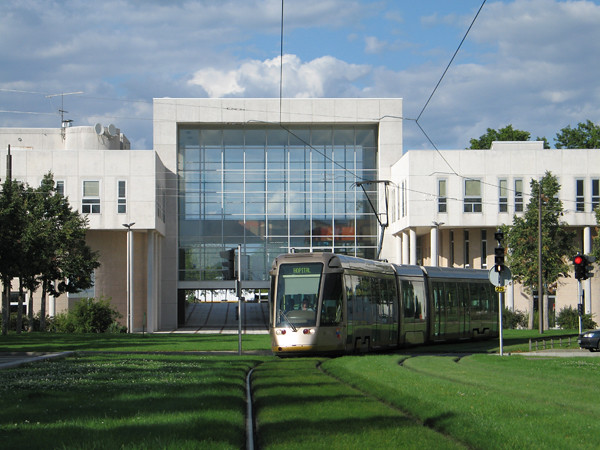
504, 172, 575, 331
592, 207, 600, 262
469, 124, 549, 149
37, 173, 100, 330
555, 120, 600, 149
1, 173, 100, 333
0, 180, 27, 335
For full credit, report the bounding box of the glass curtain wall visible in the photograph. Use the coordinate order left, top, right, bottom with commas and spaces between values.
178, 125, 378, 282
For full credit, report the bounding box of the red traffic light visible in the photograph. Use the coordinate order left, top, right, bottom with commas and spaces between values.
574, 255, 584, 265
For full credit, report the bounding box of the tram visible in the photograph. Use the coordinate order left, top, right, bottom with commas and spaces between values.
269, 252, 498, 355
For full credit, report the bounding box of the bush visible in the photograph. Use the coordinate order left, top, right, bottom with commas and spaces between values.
503, 308, 528, 329
556, 305, 597, 330
49, 297, 122, 333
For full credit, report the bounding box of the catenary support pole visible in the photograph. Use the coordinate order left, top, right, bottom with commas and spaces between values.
238, 244, 242, 355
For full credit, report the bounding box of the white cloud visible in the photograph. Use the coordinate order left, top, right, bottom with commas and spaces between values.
189, 54, 371, 98
365, 36, 387, 54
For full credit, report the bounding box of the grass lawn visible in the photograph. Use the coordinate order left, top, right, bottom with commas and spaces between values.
0, 330, 594, 449
323, 353, 600, 449
0, 353, 270, 449
0, 332, 272, 353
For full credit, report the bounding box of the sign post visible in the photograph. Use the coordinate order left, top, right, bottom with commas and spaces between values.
489, 266, 512, 356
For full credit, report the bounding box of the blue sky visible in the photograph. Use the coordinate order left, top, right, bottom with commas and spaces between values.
1, 0, 600, 151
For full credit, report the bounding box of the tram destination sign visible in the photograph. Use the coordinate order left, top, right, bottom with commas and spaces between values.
280, 263, 322, 276
488, 266, 512, 287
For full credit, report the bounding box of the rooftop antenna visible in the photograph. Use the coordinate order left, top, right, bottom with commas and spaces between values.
45, 91, 84, 139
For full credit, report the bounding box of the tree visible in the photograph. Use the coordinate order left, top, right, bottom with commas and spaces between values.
35, 173, 100, 330
469, 124, 549, 149
0, 173, 100, 333
505, 172, 575, 331
555, 120, 600, 149
0, 180, 27, 335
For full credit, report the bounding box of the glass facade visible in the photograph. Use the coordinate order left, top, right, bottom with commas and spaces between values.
178, 125, 379, 282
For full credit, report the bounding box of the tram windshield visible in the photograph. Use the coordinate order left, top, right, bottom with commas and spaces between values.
275, 263, 322, 328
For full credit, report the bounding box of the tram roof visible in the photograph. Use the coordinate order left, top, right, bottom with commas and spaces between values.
421, 266, 490, 281
391, 264, 427, 277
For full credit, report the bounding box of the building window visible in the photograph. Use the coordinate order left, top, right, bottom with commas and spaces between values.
401, 181, 406, 217
438, 179, 447, 213
464, 179, 482, 213
449, 230, 455, 267
82, 181, 100, 214
592, 179, 600, 211
576, 179, 585, 212
481, 230, 487, 269
117, 180, 126, 214
514, 179, 524, 212
498, 179, 508, 213
177, 125, 379, 281
56, 180, 65, 197
68, 270, 95, 299
464, 230, 470, 268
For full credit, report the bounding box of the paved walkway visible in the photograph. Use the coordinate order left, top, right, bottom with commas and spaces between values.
176, 301, 269, 334
0, 351, 74, 369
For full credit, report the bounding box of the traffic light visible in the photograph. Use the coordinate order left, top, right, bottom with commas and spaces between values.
220, 248, 236, 280
494, 246, 505, 272
586, 255, 596, 279
574, 254, 586, 280
494, 229, 505, 273
578, 303, 584, 316
573, 253, 595, 280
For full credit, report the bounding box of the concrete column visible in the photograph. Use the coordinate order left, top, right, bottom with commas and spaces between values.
395, 233, 402, 265
402, 231, 409, 265
146, 231, 155, 333
430, 226, 438, 267
49, 293, 56, 317
584, 226, 592, 314
507, 282, 514, 311
409, 229, 417, 265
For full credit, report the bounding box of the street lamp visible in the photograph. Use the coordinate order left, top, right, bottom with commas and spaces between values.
122, 222, 135, 332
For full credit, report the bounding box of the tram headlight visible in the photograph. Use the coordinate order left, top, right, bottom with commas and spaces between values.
276, 329, 286, 335
302, 328, 315, 335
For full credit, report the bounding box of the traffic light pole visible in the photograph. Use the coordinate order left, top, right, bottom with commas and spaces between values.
578, 279, 583, 335
499, 290, 504, 356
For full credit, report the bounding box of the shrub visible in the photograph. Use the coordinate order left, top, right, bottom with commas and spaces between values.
556, 305, 597, 330
48, 297, 122, 333
503, 308, 528, 329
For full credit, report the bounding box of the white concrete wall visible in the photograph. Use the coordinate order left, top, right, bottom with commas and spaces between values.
0, 125, 129, 152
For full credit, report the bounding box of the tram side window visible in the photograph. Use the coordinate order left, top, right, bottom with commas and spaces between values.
447, 282, 458, 315
432, 282, 445, 312
469, 283, 481, 314
382, 277, 397, 322
402, 280, 415, 319
480, 283, 496, 312
321, 273, 343, 325
345, 274, 357, 322
413, 281, 425, 320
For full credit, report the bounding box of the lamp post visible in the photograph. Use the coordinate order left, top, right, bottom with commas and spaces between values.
122, 222, 135, 332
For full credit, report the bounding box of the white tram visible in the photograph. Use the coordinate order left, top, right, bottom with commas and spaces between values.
269, 253, 498, 355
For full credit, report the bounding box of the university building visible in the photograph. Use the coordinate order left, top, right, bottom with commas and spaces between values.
1, 98, 598, 330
